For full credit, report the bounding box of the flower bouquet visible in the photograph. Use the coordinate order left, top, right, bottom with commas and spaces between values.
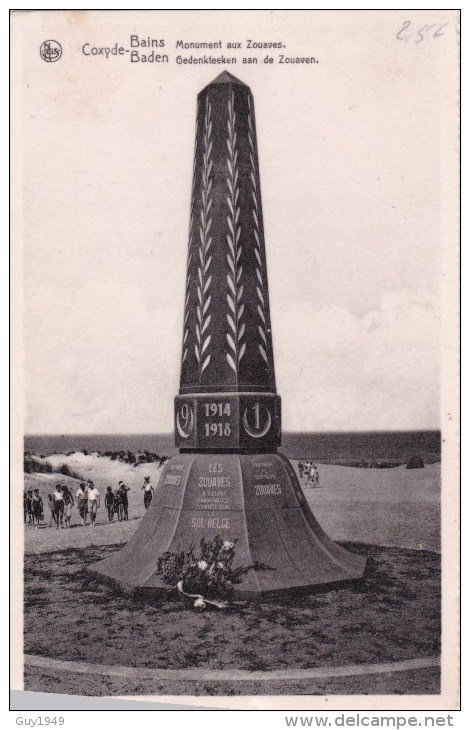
156, 535, 273, 610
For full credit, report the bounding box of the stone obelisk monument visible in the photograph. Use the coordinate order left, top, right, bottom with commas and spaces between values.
91, 72, 365, 596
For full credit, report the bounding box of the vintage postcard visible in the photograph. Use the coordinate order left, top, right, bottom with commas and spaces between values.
10, 9, 460, 711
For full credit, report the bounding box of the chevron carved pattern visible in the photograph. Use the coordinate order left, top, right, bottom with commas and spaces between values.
194, 96, 213, 379
225, 91, 246, 375
181, 109, 200, 366
247, 96, 268, 365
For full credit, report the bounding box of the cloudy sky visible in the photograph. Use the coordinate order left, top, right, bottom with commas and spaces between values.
17, 10, 457, 434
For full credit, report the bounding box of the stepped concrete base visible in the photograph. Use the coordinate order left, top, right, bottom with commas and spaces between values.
90, 453, 365, 597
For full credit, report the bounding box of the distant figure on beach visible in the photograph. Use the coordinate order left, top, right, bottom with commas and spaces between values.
303, 462, 319, 487
87, 481, 100, 527
47, 492, 55, 527
24, 489, 33, 524
114, 485, 123, 521
47, 494, 56, 526
312, 464, 319, 487
62, 484, 74, 528
28, 489, 34, 521
105, 486, 115, 522
141, 476, 154, 510
298, 462, 304, 478
117, 481, 130, 521
52, 484, 65, 529
76, 483, 88, 525
31, 488, 43, 529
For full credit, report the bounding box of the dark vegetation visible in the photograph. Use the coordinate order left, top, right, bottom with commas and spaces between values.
24, 454, 84, 480
98, 449, 168, 467
321, 459, 403, 469
24, 450, 168, 475
24, 455, 53, 474
56, 463, 84, 480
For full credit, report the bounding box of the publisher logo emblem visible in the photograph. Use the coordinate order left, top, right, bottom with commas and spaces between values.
40, 40, 62, 63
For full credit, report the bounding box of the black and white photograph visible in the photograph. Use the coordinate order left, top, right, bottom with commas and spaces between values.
10, 9, 460, 712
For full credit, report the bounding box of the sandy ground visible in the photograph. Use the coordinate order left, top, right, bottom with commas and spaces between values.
303, 462, 440, 552
24, 542, 440, 672
23, 454, 440, 554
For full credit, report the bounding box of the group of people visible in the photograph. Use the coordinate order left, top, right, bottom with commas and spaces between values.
23, 488, 44, 528
103, 481, 131, 523
48, 483, 76, 528
75, 480, 101, 527
24, 476, 155, 529
298, 461, 320, 487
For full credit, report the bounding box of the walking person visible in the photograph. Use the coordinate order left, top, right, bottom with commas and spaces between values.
308, 464, 316, 486
31, 489, 43, 529
87, 481, 100, 527
76, 483, 88, 525
52, 484, 65, 529
47, 494, 58, 527
117, 481, 130, 521
62, 484, 74, 527
114, 486, 123, 521
141, 476, 154, 510
25, 489, 33, 524
105, 486, 115, 522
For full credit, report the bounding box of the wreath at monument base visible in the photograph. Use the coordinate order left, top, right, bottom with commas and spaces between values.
156, 535, 273, 610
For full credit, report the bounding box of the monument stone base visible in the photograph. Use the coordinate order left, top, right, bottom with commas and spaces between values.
90, 453, 366, 597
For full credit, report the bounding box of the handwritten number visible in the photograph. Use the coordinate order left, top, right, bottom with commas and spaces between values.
416, 25, 431, 44
433, 23, 448, 39
397, 20, 448, 43
397, 20, 411, 41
